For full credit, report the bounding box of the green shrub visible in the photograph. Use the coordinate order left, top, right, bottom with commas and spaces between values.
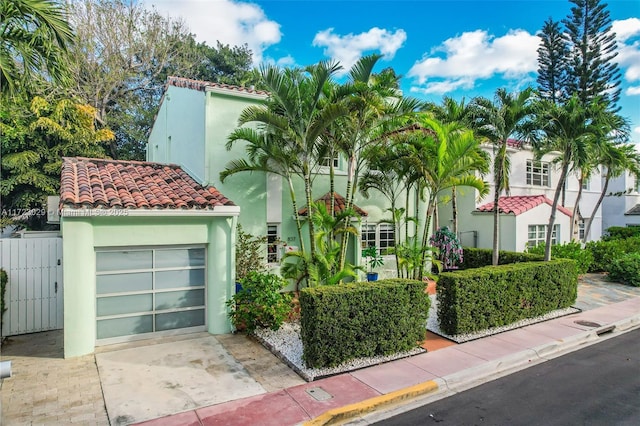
300, 279, 429, 368
226, 272, 292, 333
0, 269, 7, 333
437, 259, 578, 335
585, 237, 640, 272
608, 253, 640, 287
461, 248, 544, 269
526, 241, 593, 274
603, 226, 640, 241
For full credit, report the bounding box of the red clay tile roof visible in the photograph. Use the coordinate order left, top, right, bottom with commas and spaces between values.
298, 192, 368, 217
166, 76, 269, 96
476, 195, 572, 217
60, 157, 235, 210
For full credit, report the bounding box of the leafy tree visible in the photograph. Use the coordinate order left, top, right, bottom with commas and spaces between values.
537, 18, 570, 104
0, 93, 112, 226
192, 41, 260, 87
469, 88, 535, 265
563, 0, 621, 109
0, 0, 73, 93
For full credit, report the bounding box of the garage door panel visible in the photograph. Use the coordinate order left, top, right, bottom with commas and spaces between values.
97, 272, 153, 294
155, 269, 205, 289
97, 250, 152, 272
155, 309, 205, 332
97, 315, 153, 339
96, 246, 207, 343
97, 294, 153, 316
156, 248, 205, 268
155, 289, 205, 310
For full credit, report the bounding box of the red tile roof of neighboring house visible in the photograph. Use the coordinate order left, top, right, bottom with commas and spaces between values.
166, 76, 269, 96
298, 192, 368, 217
60, 157, 235, 210
476, 195, 572, 217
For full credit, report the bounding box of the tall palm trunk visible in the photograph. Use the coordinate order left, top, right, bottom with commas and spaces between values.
451, 186, 458, 234
583, 175, 610, 242
570, 174, 585, 241
338, 154, 356, 271
418, 195, 436, 280
492, 144, 507, 266
544, 159, 570, 261
287, 176, 305, 257
303, 164, 316, 269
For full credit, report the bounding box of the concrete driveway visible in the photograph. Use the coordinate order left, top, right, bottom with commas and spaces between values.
1, 331, 304, 425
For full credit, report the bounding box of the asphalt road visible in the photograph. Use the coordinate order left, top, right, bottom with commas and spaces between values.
375, 328, 640, 426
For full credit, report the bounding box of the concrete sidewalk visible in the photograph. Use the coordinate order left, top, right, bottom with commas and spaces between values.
135, 295, 640, 426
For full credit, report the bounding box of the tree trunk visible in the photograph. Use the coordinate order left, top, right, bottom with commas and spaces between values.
570, 174, 585, 241
544, 161, 570, 261
452, 186, 458, 234
583, 175, 609, 242
418, 196, 436, 280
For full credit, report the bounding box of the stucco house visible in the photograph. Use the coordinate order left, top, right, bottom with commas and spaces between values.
438, 140, 604, 251
602, 171, 640, 230
60, 157, 239, 357
147, 76, 423, 281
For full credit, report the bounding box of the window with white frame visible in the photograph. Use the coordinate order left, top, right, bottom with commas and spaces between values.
527, 224, 560, 248
361, 223, 395, 254
321, 156, 339, 168
582, 178, 589, 190
579, 219, 587, 240
526, 160, 550, 187
267, 224, 280, 263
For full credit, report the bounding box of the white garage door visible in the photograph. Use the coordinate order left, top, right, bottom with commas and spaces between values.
95, 246, 206, 344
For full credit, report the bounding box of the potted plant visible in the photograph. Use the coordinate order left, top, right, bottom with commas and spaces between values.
362, 245, 384, 281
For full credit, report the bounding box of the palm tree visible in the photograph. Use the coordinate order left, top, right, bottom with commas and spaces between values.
0, 0, 74, 93
533, 95, 609, 260
469, 88, 535, 265
326, 55, 421, 271
568, 112, 629, 240
222, 61, 347, 285
396, 116, 489, 279
583, 141, 639, 241
424, 96, 472, 234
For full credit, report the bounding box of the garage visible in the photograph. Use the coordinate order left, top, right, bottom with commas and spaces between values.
95, 247, 207, 343
60, 157, 239, 357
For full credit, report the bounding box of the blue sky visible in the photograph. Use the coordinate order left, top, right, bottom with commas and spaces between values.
149, 0, 640, 143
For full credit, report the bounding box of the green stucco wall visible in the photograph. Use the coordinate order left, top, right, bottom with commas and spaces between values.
61, 214, 236, 358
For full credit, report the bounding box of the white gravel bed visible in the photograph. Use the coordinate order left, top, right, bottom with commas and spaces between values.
426, 295, 581, 343
254, 322, 425, 382
255, 295, 580, 381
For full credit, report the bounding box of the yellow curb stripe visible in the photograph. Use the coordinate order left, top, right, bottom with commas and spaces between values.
303, 380, 439, 426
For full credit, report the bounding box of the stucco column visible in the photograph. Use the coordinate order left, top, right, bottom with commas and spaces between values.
61, 218, 96, 358
206, 216, 236, 334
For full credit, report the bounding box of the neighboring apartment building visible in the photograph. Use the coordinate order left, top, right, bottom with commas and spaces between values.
147, 77, 423, 279
602, 171, 640, 230
438, 140, 604, 252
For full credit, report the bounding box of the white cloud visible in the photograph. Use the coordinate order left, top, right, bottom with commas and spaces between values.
408, 29, 539, 94
312, 27, 407, 72
613, 18, 640, 83
626, 86, 640, 96
147, 0, 281, 64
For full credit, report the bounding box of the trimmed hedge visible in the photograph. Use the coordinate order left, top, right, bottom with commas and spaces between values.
609, 252, 640, 287
585, 236, 640, 272
461, 248, 544, 269
604, 226, 640, 241
300, 279, 429, 368
437, 259, 578, 335
526, 241, 593, 274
